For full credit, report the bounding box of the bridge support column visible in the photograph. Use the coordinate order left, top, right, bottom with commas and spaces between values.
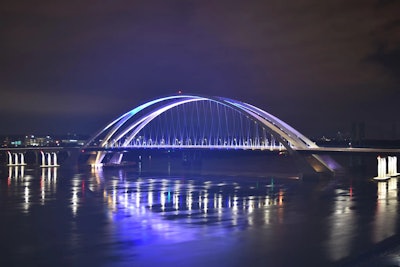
7, 151, 27, 166
109, 152, 124, 165
53, 152, 58, 166
40, 151, 60, 167
388, 156, 399, 177
20, 153, 25, 165
7, 151, 12, 166
373, 156, 390, 180
47, 153, 52, 166
41, 151, 45, 166
87, 151, 107, 167
378, 157, 387, 178
293, 153, 339, 178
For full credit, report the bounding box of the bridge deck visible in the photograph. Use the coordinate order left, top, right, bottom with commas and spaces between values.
296, 147, 400, 154
1, 146, 399, 154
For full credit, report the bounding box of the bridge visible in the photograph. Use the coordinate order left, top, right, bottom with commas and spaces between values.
85, 94, 317, 148
83, 93, 390, 173
2, 94, 399, 174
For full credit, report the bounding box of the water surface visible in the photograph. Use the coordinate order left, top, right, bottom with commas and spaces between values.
0, 161, 399, 267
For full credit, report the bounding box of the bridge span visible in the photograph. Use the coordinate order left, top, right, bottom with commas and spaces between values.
81, 94, 399, 174
1, 145, 399, 177
296, 147, 400, 154
2, 94, 398, 175
82, 145, 400, 154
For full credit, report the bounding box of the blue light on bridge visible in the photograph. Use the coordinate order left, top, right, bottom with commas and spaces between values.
84, 94, 319, 167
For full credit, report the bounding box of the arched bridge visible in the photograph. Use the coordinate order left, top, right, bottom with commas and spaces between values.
86, 94, 318, 150
85, 94, 334, 172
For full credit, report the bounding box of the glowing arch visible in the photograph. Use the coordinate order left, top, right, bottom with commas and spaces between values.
85, 94, 318, 153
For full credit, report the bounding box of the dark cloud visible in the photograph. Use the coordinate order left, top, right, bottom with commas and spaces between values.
375, 0, 399, 8
366, 44, 400, 80
366, 6, 400, 82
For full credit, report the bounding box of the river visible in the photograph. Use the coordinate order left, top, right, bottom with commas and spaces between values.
0, 153, 399, 266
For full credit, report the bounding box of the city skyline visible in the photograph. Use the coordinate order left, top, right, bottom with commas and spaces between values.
1, 0, 399, 138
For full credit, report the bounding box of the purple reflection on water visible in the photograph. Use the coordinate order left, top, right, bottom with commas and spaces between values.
100, 173, 290, 267
0, 165, 399, 267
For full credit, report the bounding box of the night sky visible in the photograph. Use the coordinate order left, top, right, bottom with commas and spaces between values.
1, 0, 400, 139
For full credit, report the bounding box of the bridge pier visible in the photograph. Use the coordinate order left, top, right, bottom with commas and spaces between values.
293, 152, 343, 178
373, 156, 390, 180
88, 151, 126, 167
109, 152, 124, 165
88, 151, 106, 167
388, 156, 399, 177
7, 151, 27, 166
40, 151, 59, 167
372, 156, 399, 180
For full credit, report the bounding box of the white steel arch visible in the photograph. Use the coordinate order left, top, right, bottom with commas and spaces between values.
85, 94, 318, 153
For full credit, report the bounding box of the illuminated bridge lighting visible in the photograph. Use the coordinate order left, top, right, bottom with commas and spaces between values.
84, 94, 319, 166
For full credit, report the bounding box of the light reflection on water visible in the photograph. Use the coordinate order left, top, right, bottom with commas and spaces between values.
326, 187, 356, 261
373, 178, 398, 243
102, 173, 286, 233
1, 166, 400, 266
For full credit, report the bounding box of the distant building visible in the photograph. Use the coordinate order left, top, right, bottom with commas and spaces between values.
1, 135, 24, 147
392, 123, 398, 139
351, 122, 365, 145
24, 135, 53, 147
58, 133, 88, 147
60, 138, 86, 147
0, 133, 88, 147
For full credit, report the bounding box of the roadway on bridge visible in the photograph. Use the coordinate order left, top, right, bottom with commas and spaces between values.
1, 145, 400, 154
296, 147, 400, 154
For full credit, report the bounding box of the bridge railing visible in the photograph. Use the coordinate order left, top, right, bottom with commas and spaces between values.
101, 136, 290, 150
101, 142, 287, 151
